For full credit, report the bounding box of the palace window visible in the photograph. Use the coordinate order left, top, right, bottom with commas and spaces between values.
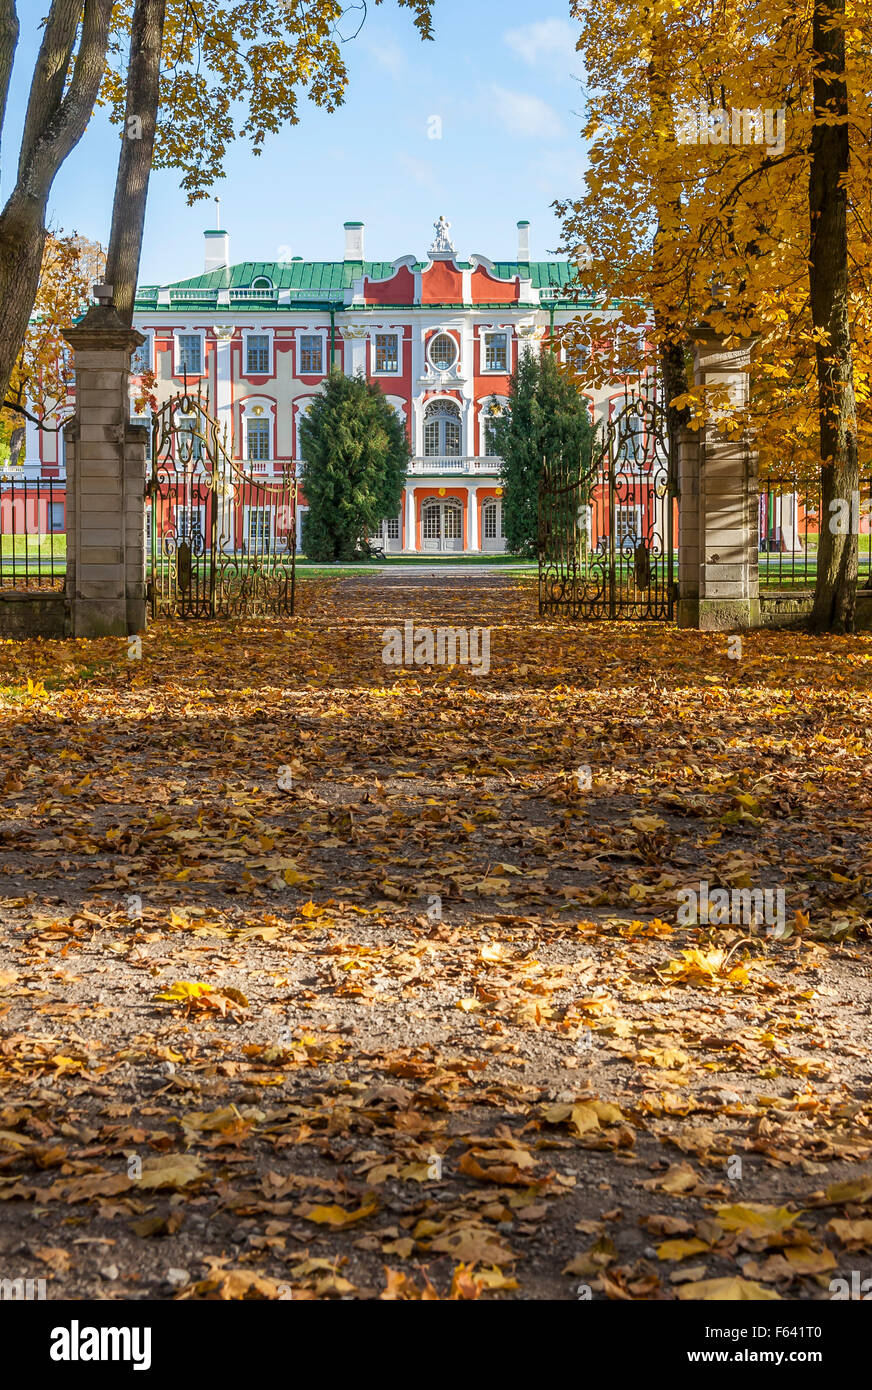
177, 416, 203, 463
374, 333, 399, 374
423, 400, 461, 458
177, 334, 202, 375
615, 505, 642, 550
247, 417, 270, 461
483, 413, 502, 456
131, 338, 151, 374
482, 499, 504, 540
615, 412, 646, 465
246, 335, 270, 375
564, 340, 590, 376
299, 335, 323, 374
428, 333, 458, 372
175, 505, 204, 542
383, 515, 400, 540
483, 331, 508, 372
247, 507, 272, 548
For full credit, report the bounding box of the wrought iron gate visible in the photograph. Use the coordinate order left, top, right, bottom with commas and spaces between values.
538, 378, 675, 621
148, 388, 296, 619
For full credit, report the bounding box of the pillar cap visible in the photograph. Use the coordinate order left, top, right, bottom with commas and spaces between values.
63, 303, 145, 351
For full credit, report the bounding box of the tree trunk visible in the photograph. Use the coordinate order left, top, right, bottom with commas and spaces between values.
809, 0, 858, 633
645, 34, 693, 460
104, 0, 166, 327
658, 337, 692, 451
0, 0, 113, 407
0, 1, 19, 175
0, 193, 49, 410
9, 422, 24, 468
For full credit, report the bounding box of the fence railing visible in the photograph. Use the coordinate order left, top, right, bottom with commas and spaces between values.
0, 476, 66, 590
758, 475, 872, 589
407, 456, 503, 474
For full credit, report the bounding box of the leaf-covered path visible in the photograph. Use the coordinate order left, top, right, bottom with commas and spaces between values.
1, 573, 872, 1300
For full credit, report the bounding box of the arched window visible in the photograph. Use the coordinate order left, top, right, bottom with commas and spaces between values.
251, 276, 273, 290
422, 497, 463, 552
481, 498, 505, 551
423, 400, 461, 458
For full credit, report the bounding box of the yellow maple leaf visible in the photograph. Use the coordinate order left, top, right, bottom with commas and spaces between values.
677, 1277, 780, 1301
715, 1204, 800, 1237
153, 980, 214, 1001
295, 1202, 377, 1228
656, 1237, 710, 1261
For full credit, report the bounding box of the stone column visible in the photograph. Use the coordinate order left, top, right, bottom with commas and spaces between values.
676, 426, 701, 622
468, 483, 479, 550
63, 306, 148, 638
677, 329, 760, 630
212, 327, 234, 445
405, 486, 418, 552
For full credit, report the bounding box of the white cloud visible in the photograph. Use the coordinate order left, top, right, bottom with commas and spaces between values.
489, 85, 565, 141
397, 153, 439, 189
364, 37, 407, 78
529, 148, 587, 197
503, 18, 578, 68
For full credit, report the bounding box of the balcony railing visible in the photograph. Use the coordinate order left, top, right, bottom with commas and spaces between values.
230, 288, 278, 302
408, 456, 502, 474
170, 288, 219, 302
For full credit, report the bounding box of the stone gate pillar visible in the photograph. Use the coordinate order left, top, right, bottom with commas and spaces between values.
63, 304, 148, 638
677, 329, 760, 630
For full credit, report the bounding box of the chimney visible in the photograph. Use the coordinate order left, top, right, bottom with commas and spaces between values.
344, 221, 365, 261
517, 220, 531, 263
205, 228, 230, 273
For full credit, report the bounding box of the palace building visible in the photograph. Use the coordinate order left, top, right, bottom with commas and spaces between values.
7, 219, 824, 582
23, 217, 632, 555
129, 216, 615, 554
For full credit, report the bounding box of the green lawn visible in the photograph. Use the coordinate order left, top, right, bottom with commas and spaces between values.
0, 534, 66, 581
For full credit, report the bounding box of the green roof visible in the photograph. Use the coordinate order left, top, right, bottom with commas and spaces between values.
157, 261, 399, 294
134, 256, 580, 306
491, 261, 577, 289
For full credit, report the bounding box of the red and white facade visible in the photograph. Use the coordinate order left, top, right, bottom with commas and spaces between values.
22, 218, 632, 554
128, 218, 617, 554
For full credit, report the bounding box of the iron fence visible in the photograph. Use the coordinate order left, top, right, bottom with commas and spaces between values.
0, 475, 66, 590
758, 475, 872, 589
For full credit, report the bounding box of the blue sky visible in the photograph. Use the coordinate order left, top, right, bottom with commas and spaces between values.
3, 2, 587, 284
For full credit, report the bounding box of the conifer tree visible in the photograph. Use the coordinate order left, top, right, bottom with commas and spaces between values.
299, 371, 409, 562
493, 347, 597, 558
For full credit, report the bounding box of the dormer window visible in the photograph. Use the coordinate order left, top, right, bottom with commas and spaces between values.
251, 276, 273, 290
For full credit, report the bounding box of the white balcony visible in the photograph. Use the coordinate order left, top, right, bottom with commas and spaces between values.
408, 456, 502, 475
169, 288, 219, 302
229, 288, 278, 302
